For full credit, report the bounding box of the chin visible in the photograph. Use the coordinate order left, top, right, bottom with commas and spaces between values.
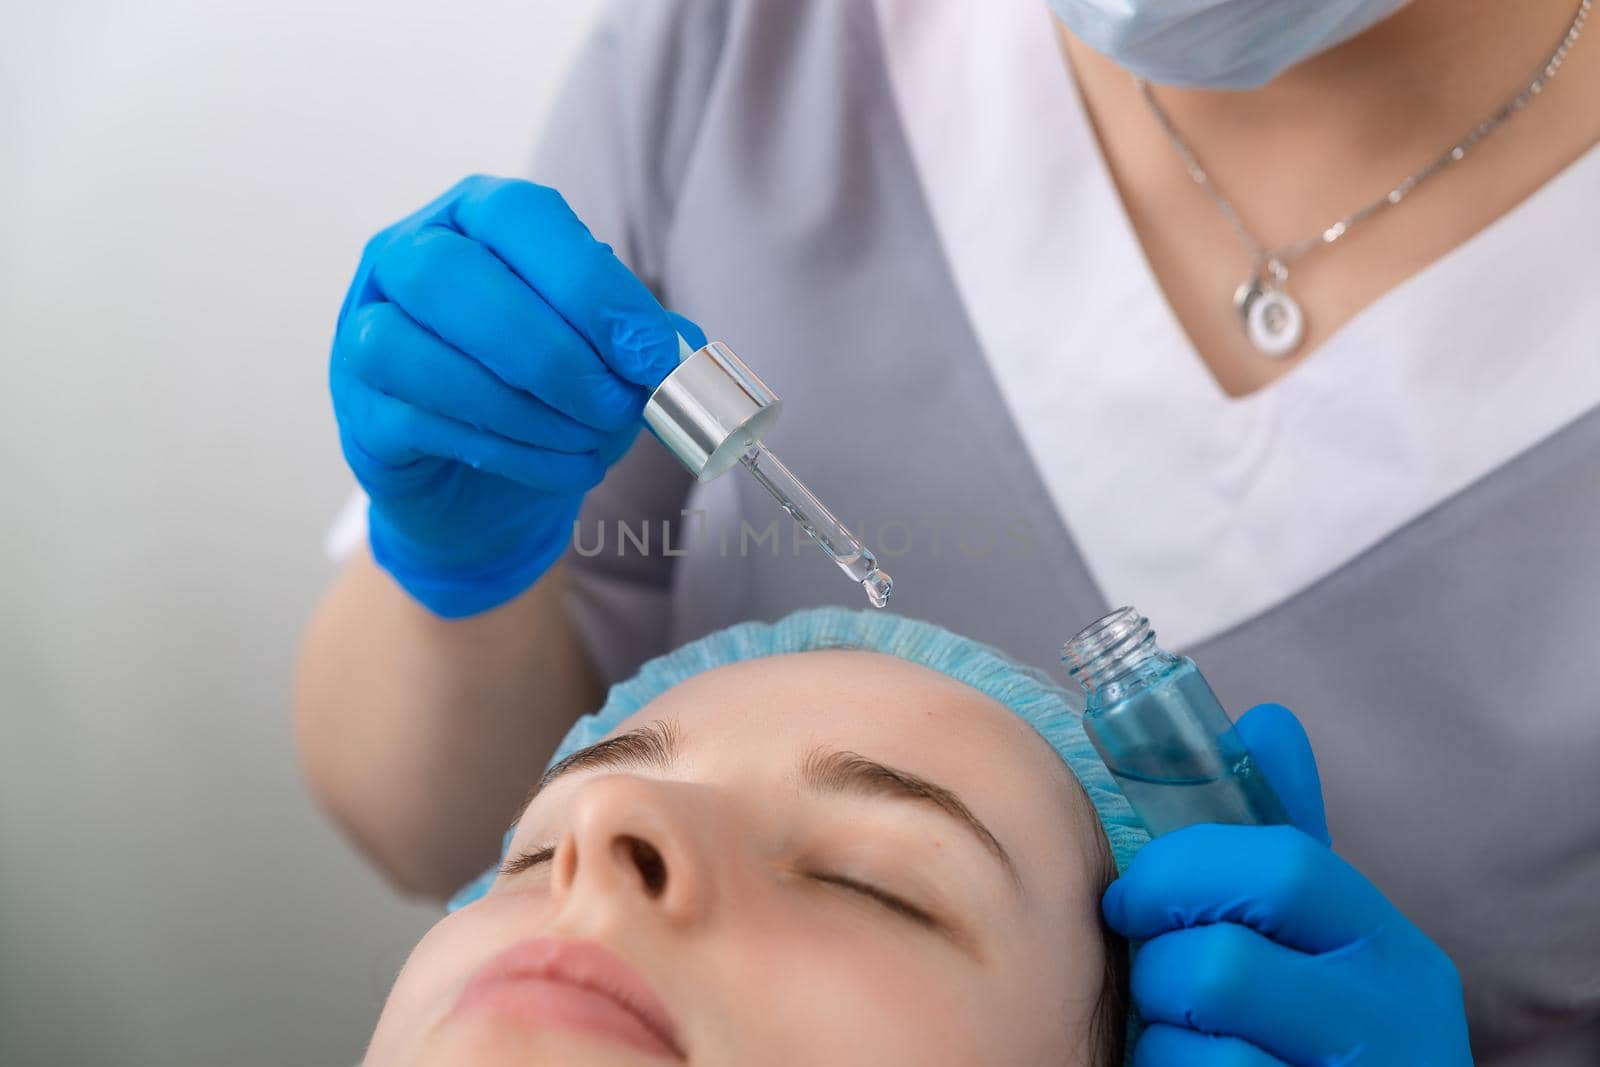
390, 1019, 672, 1067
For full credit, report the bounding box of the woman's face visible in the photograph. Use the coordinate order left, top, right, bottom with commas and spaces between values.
366, 650, 1111, 1066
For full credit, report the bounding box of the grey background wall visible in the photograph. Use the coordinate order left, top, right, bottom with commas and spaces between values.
1, 2, 602, 1063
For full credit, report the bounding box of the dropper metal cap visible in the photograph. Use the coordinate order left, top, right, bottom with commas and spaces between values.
643, 340, 783, 481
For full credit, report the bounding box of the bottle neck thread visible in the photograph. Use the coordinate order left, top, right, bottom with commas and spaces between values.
1061, 606, 1161, 693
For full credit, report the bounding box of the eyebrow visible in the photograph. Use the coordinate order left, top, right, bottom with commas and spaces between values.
802, 747, 1022, 891
527, 719, 682, 803
520, 725, 1021, 891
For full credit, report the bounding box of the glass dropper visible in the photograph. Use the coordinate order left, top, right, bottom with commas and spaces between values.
740, 440, 892, 608
642, 337, 893, 609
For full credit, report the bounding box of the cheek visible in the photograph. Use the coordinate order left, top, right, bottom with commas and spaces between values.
703, 894, 1024, 1067
363, 894, 559, 1067
717, 892, 1100, 1067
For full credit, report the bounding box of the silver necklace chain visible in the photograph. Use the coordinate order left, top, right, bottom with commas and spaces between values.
1135, 0, 1592, 358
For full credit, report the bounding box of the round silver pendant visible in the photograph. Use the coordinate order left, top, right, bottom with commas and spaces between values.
1240, 287, 1305, 359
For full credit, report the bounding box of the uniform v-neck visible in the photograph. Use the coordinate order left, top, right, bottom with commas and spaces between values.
873, 0, 1600, 648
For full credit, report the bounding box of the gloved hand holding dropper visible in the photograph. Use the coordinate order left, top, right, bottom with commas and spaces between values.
332, 174, 889, 617
330, 174, 704, 618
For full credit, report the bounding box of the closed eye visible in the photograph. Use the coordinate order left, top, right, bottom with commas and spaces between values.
500, 844, 556, 876
811, 872, 938, 928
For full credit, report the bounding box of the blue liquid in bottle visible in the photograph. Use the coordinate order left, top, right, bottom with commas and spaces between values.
1062, 607, 1289, 837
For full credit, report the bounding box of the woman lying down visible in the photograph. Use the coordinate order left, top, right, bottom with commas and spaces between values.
359, 607, 1476, 1065
363, 607, 1148, 1066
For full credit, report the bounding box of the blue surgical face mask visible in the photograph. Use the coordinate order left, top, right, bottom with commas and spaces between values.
1047, 0, 1415, 90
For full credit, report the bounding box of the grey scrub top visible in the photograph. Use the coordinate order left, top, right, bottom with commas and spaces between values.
522, 2, 1600, 1062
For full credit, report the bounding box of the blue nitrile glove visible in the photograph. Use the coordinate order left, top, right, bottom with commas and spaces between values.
1104, 703, 1474, 1067
329, 175, 705, 617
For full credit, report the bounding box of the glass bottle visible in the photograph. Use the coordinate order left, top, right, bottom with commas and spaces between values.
1062, 606, 1289, 836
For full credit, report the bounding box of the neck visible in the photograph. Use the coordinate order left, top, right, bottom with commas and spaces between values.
1226, 0, 1579, 128
1053, 0, 1599, 396
1063, 0, 1596, 180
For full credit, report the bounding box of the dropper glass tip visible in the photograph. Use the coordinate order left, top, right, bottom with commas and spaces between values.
862, 568, 892, 609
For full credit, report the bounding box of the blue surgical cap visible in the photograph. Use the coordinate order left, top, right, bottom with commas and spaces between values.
448, 606, 1149, 909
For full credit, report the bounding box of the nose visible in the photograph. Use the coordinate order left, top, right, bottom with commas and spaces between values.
549, 775, 713, 926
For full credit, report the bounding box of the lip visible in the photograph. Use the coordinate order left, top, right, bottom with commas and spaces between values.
451, 937, 683, 1060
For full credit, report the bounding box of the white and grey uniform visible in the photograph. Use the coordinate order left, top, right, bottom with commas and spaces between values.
329, 1, 1600, 1061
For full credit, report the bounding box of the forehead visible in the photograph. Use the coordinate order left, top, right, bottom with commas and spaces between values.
628, 650, 1039, 760
606, 650, 1098, 881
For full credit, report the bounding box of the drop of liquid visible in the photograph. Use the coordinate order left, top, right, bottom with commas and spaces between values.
860, 568, 892, 609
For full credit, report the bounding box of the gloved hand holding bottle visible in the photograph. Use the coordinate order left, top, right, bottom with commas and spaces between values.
329, 174, 703, 618
1104, 703, 1476, 1066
